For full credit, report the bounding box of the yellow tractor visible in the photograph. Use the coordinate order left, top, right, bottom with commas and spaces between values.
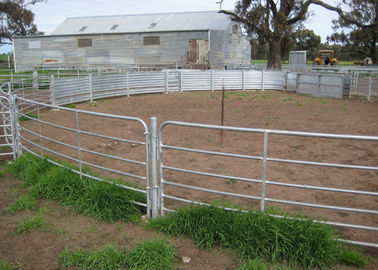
313, 50, 338, 66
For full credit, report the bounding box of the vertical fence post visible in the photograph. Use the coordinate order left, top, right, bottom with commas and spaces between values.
49, 75, 56, 106
317, 74, 321, 92
349, 72, 354, 98
9, 94, 22, 159
126, 71, 130, 97
88, 73, 93, 102
367, 76, 372, 101
260, 131, 268, 211
165, 70, 169, 94
242, 70, 246, 91
179, 70, 183, 93
32, 68, 38, 91
211, 70, 214, 92
145, 130, 151, 218
150, 117, 159, 218
261, 70, 265, 91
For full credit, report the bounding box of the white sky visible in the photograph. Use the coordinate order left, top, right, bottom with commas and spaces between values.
1, 0, 340, 54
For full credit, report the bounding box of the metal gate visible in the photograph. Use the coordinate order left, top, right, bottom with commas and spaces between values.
158, 120, 378, 248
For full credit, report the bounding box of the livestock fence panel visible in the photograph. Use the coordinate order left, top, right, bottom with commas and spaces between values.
13, 95, 155, 217
0, 91, 16, 159
158, 120, 378, 248
1, 72, 377, 249
350, 73, 378, 101
296, 73, 344, 98
50, 69, 286, 105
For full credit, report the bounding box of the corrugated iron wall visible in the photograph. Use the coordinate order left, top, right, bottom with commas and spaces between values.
14, 29, 250, 71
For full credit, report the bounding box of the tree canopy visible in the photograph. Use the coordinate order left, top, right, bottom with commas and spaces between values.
321, 0, 377, 63
220, 0, 316, 69
221, 0, 377, 68
0, 0, 45, 47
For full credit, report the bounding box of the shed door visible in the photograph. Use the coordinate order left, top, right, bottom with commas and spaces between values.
188, 40, 208, 64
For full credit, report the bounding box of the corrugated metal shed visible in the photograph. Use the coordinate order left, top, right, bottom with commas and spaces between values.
51, 11, 232, 35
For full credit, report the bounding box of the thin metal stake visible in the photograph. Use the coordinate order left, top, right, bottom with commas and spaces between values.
220, 79, 225, 144
261, 131, 268, 211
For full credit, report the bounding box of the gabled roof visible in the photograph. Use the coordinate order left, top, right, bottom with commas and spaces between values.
50, 11, 233, 35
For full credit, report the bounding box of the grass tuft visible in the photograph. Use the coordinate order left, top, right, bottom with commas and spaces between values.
125, 238, 176, 270
4, 194, 38, 214
0, 260, 18, 270
18, 113, 38, 121
57, 238, 176, 270
57, 245, 125, 270
340, 247, 369, 267
148, 205, 345, 268
236, 258, 266, 270
8, 154, 146, 223
14, 215, 47, 234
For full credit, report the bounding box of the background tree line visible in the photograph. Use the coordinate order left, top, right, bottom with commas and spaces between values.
221, 0, 377, 68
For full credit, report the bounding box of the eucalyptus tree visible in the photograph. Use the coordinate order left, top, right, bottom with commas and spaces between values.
0, 0, 46, 47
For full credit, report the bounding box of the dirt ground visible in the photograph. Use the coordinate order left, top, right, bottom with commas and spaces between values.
2, 89, 377, 269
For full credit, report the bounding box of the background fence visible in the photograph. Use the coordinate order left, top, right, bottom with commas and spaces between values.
0, 71, 377, 248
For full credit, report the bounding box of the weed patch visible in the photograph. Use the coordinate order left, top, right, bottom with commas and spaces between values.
18, 113, 38, 121
0, 260, 18, 270
148, 205, 354, 268
14, 215, 47, 234
4, 194, 38, 214
57, 238, 176, 270
8, 154, 146, 223
340, 247, 369, 267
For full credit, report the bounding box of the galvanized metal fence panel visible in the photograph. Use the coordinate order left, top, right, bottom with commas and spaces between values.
2, 72, 378, 249
158, 120, 378, 248
296, 73, 344, 98
14, 95, 153, 216
0, 92, 15, 159
180, 70, 213, 92
350, 73, 378, 101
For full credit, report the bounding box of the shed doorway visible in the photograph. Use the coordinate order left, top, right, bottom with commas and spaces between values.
188, 40, 209, 65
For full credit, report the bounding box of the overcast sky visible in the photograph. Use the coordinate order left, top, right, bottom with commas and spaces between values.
1, 0, 340, 54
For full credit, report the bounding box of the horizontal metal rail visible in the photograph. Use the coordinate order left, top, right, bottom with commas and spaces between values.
20, 126, 146, 166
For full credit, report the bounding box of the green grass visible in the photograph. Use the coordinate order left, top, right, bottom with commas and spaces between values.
8, 154, 146, 223
18, 113, 38, 121
64, 103, 77, 108
340, 247, 369, 267
57, 238, 176, 270
226, 179, 237, 185
124, 238, 176, 270
148, 205, 366, 269
4, 194, 38, 214
0, 260, 18, 270
14, 215, 47, 234
235, 258, 266, 270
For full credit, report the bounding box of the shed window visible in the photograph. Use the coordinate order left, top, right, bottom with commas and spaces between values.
78, 38, 92, 48
110, 24, 119, 30
79, 26, 88, 32
143, 36, 160, 46
148, 23, 157, 29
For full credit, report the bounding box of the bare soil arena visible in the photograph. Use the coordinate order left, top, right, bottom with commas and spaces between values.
1, 89, 378, 269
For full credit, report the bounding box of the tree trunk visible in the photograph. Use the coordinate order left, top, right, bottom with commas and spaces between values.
267, 39, 282, 70
371, 32, 377, 64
